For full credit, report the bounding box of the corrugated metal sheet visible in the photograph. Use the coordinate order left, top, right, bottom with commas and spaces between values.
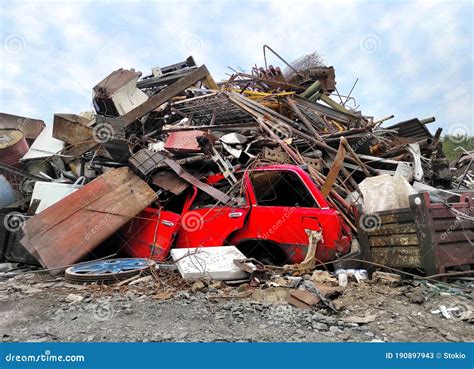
386, 118, 433, 141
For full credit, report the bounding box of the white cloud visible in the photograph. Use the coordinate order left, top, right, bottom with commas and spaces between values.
0, 0, 471, 134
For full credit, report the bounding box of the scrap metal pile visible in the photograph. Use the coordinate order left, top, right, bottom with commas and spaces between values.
1, 48, 473, 280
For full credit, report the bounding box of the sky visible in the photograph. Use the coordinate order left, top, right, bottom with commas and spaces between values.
0, 0, 472, 137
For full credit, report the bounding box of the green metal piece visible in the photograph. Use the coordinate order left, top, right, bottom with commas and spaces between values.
300, 80, 321, 98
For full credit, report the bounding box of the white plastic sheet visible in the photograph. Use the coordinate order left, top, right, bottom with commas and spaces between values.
359, 174, 416, 212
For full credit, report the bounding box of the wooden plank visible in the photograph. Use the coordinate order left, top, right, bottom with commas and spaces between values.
371, 246, 421, 268
369, 234, 419, 247
123, 65, 212, 125
290, 289, 320, 306
378, 211, 413, 225
20, 167, 157, 270
366, 223, 417, 236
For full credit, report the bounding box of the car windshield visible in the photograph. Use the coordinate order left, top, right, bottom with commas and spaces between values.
250, 170, 317, 208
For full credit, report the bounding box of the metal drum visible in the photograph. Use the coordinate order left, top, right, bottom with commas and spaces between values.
0, 129, 29, 167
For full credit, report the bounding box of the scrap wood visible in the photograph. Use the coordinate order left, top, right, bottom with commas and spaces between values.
20, 168, 157, 271
290, 289, 321, 306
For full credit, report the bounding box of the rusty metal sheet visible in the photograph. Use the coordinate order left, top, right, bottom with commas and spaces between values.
0, 112, 45, 143
93, 69, 142, 99
152, 170, 189, 195
0, 129, 29, 167
369, 234, 419, 247
320, 138, 346, 198
371, 247, 421, 268
52, 114, 103, 162
20, 167, 157, 270
164, 130, 210, 154
365, 223, 417, 236
52, 114, 92, 144
162, 156, 232, 204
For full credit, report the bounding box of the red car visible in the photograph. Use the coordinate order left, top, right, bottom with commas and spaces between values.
120, 164, 352, 265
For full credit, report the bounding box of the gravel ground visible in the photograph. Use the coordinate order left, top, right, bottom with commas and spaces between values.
0, 272, 472, 342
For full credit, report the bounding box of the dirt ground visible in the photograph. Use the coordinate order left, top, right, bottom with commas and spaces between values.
0, 271, 472, 342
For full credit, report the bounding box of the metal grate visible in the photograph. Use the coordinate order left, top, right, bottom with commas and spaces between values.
171, 93, 256, 126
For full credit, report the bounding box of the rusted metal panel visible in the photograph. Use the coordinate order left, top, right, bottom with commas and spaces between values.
437, 244, 474, 267
434, 230, 474, 244
321, 139, 346, 198
164, 130, 210, 154
163, 156, 232, 204
93, 69, 142, 99
430, 207, 471, 219
152, 171, 189, 195
0, 129, 29, 167
52, 114, 92, 144
432, 219, 474, 231
365, 223, 417, 236
377, 211, 413, 225
0, 113, 45, 144
368, 234, 419, 247
386, 118, 433, 141
20, 167, 157, 270
371, 247, 421, 268
52, 114, 101, 162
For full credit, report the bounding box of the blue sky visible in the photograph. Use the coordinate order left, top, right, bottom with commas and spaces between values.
0, 0, 472, 136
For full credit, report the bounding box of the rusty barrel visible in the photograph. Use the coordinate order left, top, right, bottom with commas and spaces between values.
0, 129, 29, 167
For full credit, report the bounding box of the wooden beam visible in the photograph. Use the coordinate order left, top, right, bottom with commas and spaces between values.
123, 65, 212, 125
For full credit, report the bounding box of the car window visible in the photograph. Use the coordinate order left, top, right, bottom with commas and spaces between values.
190, 177, 247, 209
250, 170, 317, 208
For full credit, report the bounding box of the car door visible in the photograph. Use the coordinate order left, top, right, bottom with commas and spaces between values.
174, 177, 250, 248
231, 167, 345, 263
119, 207, 181, 261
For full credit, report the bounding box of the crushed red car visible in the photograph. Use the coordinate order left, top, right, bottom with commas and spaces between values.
119, 164, 352, 265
